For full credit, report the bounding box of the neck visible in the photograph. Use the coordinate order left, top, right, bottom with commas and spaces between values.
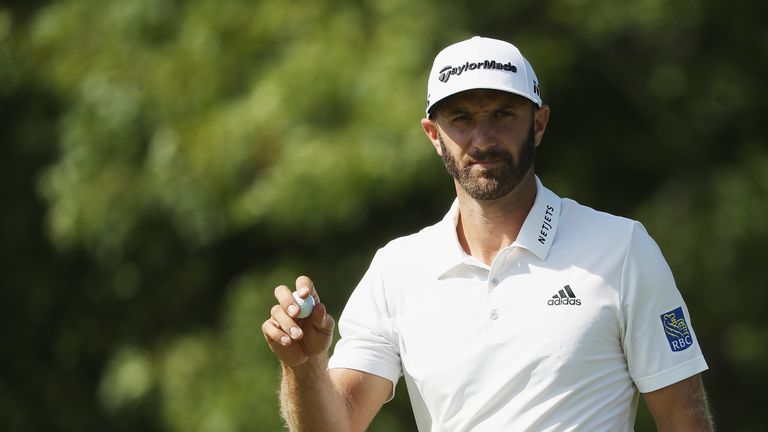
455, 171, 537, 266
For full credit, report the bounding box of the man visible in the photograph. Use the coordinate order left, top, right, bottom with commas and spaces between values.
262, 36, 714, 431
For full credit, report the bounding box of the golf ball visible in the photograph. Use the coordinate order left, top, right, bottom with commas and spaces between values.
292, 291, 315, 319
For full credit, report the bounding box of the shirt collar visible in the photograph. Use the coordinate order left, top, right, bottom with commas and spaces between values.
514, 176, 562, 260
431, 176, 562, 278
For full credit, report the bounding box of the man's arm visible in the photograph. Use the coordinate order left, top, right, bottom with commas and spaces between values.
643, 374, 714, 431
281, 359, 393, 432
262, 276, 392, 432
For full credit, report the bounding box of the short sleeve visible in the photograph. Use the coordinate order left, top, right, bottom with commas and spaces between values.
328, 251, 402, 400
621, 222, 708, 393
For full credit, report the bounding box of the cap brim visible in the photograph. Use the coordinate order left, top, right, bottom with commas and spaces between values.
427, 84, 542, 115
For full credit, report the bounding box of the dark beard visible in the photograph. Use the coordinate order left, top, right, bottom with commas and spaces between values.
439, 121, 536, 201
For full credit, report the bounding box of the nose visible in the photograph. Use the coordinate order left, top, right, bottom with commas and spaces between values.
471, 118, 498, 150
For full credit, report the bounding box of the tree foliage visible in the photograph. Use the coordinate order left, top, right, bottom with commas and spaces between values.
1, 0, 766, 430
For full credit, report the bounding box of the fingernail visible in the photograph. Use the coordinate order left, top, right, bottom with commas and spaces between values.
300, 286, 310, 296
290, 327, 302, 339
280, 336, 291, 346
288, 304, 299, 316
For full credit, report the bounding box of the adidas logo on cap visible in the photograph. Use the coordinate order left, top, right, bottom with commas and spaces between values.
547, 285, 582, 306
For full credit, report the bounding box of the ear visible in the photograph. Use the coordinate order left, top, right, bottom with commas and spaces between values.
533, 105, 550, 148
421, 117, 443, 155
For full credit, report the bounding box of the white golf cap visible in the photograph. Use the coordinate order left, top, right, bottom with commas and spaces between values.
426, 36, 542, 114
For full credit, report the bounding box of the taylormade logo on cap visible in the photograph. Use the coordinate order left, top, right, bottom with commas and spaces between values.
426, 36, 542, 114
438, 60, 518, 83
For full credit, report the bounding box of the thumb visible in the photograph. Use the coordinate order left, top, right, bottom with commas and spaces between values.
308, 302, 335, 335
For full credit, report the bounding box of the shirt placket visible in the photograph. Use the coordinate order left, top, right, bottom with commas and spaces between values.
487, 247, 516, 342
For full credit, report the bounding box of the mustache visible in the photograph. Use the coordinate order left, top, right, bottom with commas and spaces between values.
467, 148, 513, 164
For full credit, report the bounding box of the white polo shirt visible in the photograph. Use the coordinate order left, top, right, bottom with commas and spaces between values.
328, 177, 708, 431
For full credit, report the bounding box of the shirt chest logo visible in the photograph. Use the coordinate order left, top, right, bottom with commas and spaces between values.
547, 285, 582, 306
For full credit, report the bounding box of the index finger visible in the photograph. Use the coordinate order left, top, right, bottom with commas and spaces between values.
295, 275, 320, 304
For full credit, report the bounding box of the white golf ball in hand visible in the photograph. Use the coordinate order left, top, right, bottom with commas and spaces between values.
292, 291, 315, 319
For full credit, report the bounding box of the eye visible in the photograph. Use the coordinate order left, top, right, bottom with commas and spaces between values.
451, 114, 472, 123
493, 109, 515, 119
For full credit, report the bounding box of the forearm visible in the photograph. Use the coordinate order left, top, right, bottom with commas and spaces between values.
280, 355, 353, 432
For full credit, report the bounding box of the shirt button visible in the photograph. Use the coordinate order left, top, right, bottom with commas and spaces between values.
490, 309, 499, 320
490, 277, 499, 286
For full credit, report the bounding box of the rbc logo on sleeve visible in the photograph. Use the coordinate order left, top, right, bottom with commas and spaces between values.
660, 307, 694, 352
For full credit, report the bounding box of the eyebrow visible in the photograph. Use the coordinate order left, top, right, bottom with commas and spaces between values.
443, 107, 471, 115
443, 104, 521, 115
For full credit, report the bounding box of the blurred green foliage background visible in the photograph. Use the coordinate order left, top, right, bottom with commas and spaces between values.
1, 0, 766, 430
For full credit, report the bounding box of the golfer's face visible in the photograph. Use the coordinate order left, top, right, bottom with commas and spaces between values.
434, 90, 537, 200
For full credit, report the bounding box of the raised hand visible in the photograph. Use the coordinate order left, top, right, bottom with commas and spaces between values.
262, 275, 335, 367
